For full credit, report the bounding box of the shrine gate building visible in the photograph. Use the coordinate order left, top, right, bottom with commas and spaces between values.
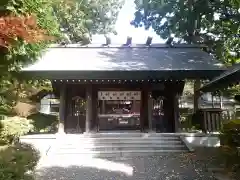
23, 43, 224, 133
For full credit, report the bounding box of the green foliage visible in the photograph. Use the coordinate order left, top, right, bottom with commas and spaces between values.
0, 0, 60, 113
219, 145, 240, 171
219, 119, 240, 171
180, 113, 201, 132
132, 0, 240, 63
27, 113, 58, 133
220, 119, 240, 147
0, 143, 40, 180
0, 76, 53, 110
132, 0, 240, 95
53, 0, 124, 44
0, 117, 34, 145
0, 0, 124, 112
0, 106, 15, 117
0, 0, 60, 73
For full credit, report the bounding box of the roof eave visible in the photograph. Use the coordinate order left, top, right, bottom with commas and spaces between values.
21, 69, 224, 80
197, 70, 240, 92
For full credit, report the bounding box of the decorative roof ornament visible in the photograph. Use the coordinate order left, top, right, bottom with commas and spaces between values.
124, 36, 132, 46
103, 35, 111, 46
146, 36, 153, 46
165, 37, 174, 47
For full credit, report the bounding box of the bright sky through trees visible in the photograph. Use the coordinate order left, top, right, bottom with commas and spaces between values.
92, 0, 165, 44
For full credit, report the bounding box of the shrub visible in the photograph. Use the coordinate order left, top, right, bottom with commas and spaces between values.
0, 143, 40, 180
219, 119, 240, 172
0, 117, 34, 145
13, 102, 38, 118
180, 113, 202, 132
219, 145, 240, 172
27, 113, 58, 133
220, 119, 240, 147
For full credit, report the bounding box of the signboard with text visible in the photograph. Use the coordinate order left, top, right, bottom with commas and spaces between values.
98, 91, 141, 100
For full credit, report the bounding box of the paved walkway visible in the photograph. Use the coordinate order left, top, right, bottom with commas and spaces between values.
35, 153, 217, 180
20, 134, 217, 180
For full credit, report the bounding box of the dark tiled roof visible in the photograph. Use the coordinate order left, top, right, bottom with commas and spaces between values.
198, 63, 240, 92
23, 45, 223, 71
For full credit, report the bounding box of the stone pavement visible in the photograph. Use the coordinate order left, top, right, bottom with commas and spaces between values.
20, 134, 56, 156
20, 134, 218, 180
35, 153, 217, 180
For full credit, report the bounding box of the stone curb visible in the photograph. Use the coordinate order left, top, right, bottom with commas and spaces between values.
179, 135, 195, 152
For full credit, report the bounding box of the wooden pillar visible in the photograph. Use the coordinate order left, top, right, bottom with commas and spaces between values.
163, 82, 175, 133
140, 86, 149, 132
91, 87, 98, 132
86, 85, 98, 133
174, 94, 180, 132
148, 92, 153, 131
58, 84, 66, 134
86, 85, 92, 133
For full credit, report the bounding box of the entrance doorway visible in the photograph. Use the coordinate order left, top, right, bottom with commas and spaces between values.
152, 96, 166, 132
152, 95, 176, 133
65, 96, 86, 133
98, 91, 141, 130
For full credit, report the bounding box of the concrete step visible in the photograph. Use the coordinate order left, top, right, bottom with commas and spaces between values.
62, 141, 183, 146
81, 133, 181, 138
59, 137, 180, 142
48, 133, 189, 157
49, 149, 188, 157
58, 139, 182, 146
58, 144, 186, 149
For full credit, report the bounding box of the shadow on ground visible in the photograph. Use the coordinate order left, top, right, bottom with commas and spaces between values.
35, 154, 217, 180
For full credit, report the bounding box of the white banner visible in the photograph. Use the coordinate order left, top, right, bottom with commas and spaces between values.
98, 91, 141, 100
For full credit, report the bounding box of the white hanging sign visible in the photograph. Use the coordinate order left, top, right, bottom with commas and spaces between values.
98, 91, 141, 100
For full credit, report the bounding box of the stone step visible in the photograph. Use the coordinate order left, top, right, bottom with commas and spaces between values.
59, 137, 180, 142
61, 140, 182, 146
49, 149, 188, 157
58, 144, 186, 149
49, 134, 189, 157
79, 133, 182, 138
49, 152, 186, 158
50, 143, 188, 154
48, 150, 188, 157
62, 140, 183, 146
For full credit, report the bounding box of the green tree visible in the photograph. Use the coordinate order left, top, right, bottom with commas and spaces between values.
132, 0, 240, 108
0, 0, 60, 113
53, 0, 124, 44
0, 0, 60, 72
132, 0, 240, 63
0, 0, 124, 113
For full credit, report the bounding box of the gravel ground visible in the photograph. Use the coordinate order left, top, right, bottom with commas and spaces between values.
35, 153, 217, 180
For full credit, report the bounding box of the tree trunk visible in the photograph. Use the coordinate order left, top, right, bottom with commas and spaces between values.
211, 93, 214, 108
193, 79, 201, 112
219, 94, 223, 109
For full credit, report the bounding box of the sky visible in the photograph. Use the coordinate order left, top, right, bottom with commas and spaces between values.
92, 0, 165, 44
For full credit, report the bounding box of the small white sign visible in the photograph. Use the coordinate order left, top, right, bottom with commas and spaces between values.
98, 91, 141, 100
